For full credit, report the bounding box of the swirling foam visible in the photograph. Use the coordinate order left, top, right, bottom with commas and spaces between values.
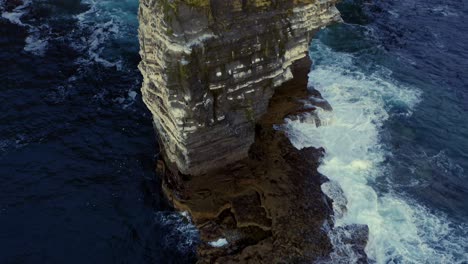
283, 40, 468, 263
72, 0, 139, 69
154, 211, 200, 254
0, 0, 51, 56
0, 0, 31, 26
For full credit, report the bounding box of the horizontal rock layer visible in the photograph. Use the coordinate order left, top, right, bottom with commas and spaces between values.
138, 0, 341, 175
159, 58, 337, 263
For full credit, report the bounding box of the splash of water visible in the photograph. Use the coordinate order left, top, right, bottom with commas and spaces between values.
283, 39, 468, 263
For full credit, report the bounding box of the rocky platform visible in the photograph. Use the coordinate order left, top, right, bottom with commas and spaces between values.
159, 58, 337, 263
139, 0, 369, 262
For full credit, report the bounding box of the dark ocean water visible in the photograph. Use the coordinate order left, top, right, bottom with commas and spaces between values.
0, 0, 197, 263
284, 0, 468, 263
0, 0, 467, 263
339, 0, 468, 221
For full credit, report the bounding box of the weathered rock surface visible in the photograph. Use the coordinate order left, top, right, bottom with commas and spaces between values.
159, 58, 336, 263
330, 224, 370, 263
139, 0, 341, 175
136, 0, 369, 262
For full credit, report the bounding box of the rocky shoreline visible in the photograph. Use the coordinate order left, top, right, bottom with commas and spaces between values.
138, 0, 369, 262
158, 58, 340, 263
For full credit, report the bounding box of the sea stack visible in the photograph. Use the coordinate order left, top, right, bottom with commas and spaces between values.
138, 0, 341, 175
138, 0, 347, 262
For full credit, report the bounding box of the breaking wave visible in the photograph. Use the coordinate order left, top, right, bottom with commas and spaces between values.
283, 38, 468, 263
154, 211, 200, 254
0, 0, 138, 66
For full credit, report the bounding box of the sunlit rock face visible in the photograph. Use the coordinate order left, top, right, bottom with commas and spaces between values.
138, 0, 341, 175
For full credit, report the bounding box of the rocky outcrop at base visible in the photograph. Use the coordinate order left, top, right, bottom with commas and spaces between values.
158, 58, 337, 263
138, 0, 369, 262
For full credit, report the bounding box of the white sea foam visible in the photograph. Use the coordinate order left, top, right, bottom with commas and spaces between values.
283, 40, 468, 263
430, 5, 459, 17
1, 0, 136, 73
1, 0, 31, 26
208, 238, 228, 248
24, 30, 49, 56
155, 211, 200, 253
113, 89, 139, 109
72, 0, 138, 69
73, 17, 122, 68
1, 0, 50, 56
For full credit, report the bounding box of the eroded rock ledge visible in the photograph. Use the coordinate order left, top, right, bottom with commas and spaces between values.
136, 0, 367, 262
139, 0, 341, 175
159, 58, 336, 263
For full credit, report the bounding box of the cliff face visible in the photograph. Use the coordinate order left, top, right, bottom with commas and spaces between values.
160, 58, 339, 263
138, 0, 341, 175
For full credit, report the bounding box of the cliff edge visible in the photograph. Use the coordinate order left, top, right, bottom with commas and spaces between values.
138, 1, 353, 262
138, 0, 341, 175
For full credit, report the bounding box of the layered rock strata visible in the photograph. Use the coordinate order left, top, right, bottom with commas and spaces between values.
159, 58, 337, 263
136, 0, 367, 262
139, 0, 341, 175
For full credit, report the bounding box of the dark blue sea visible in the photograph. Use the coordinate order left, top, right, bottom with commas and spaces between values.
0, 0, 198, 263
0, 0, 467, 263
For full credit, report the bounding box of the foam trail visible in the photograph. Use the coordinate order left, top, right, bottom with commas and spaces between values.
24, 30, 49, 56
1, 0, 31, 26
155, 211, 200, 253
0, 0, 49, 56
72, 0, 139, 68
283, 40, 468, 263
